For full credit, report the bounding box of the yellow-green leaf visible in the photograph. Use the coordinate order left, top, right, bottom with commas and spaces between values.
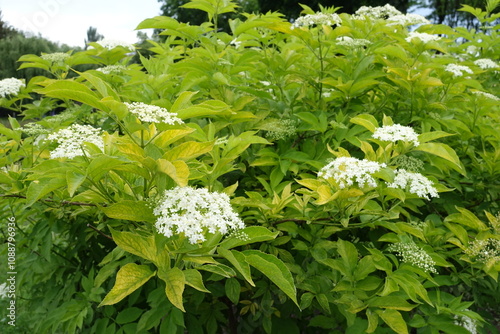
158, 267, 185, 312
99, 263, 155, 306
375, 309, 408, 334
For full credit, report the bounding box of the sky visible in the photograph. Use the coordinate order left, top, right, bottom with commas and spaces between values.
0, 0, 163, 47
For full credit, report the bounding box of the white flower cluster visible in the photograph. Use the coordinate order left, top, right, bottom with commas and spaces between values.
20, 123, 50, 136
405, 32, 440, 43
97, 65, 127, 74
354, 4, 402, 19
336, 36, 372, 47
153, 186, 245, 244
40, 52, 70, 63
124, 102, 183, 124
454, 312, 478, 334
387, 14, 430, 26
474, 58, 498, 69
387, 241, 438, 273
472, 90, 500, 101
318, 157, 386, 188
465, 238, 500, 263
291, 12, 342, 29
372, 124, 420, 146
264, 119, 297, 141
47, 124, 104, 159
393, 155, 424, 172
0, 78, 25, 98
387, 169, 439, 200
445, 64, 473, 77
95, 39, 135, 51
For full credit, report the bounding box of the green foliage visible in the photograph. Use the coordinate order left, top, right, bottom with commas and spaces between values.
1, 0, 500, 333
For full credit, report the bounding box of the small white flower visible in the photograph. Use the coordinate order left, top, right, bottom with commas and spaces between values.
474, 58, 498, 69
405, 32, 440, 43
387, 14, 430, 26
387, 169, 439, 200
393, 155, 424, 172
230, 38, 242, 47
0, 78, 25, 98
318, 157, 386, 188
373, 124, 420, 146
454, 312, 478, 334
292, 12, 341, 29
95, 39, 135, 51
97, 65, 127, 74
465, 238, 500, 263
336, 36, 371, 47
48, 124, 104, 159
154, 187, 245, 244
40, 52, 70, 63
261, 119, 297, 141
20, 123, 50, 136
445, 64, 473, 77
472, 90, 500, 101
387, 241, 437, 273
124, 102, 183, 124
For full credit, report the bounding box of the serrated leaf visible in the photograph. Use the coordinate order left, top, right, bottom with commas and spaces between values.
183, 269, 210, 293
375, 309, 408, 334
219, 226, 278, 249
37, 80, 107, 111
158, 267, 185, 312
101, 201, 156, 223
242, 250, 298, 308
26, 177, 66, 207
217, 248, 254, 286
350, 114, 379, 133
99, 263, 155, 306
109, 228, 158, 262
415, 142, 464, 174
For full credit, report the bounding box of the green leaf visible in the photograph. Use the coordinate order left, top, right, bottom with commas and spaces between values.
66, 171, 86, 197
162, 141, 214, 161
368, 296, 416, 311
415, 142, 464, 174
99, 263, 155, 306
337, 239, 359, 276
116, 307, 143, 324
109, 228, 158, 262
219, 226, 278, 249
350, 114, 378, 133
418, 131, 455, 144
101, 201, 156, 223
157, 159, 189, 187
375, 309, 408, 334
37, 80, 107, 111
217, 248, 254, 286
225, 278, 241, 304
26, 177, 66, 207
158, 267, 186, 312
444, 207, 489, 231
242, 250, 299, 308
183, 269, 210, 293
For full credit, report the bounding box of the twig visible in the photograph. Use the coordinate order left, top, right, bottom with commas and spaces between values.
86, 224, 113, 240
1, 194, 101, 207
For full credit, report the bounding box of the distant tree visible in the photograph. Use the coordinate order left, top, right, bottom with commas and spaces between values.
415, 0, 499, 27
84, 26, 104, 49
0, 10, 19, 39
0, 33, 70, 80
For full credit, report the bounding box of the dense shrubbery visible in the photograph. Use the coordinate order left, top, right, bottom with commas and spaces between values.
1, 0, 499, 333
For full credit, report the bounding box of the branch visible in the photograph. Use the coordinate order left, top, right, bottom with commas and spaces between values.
1, 194, 102, 207
86, 224, 113, 240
